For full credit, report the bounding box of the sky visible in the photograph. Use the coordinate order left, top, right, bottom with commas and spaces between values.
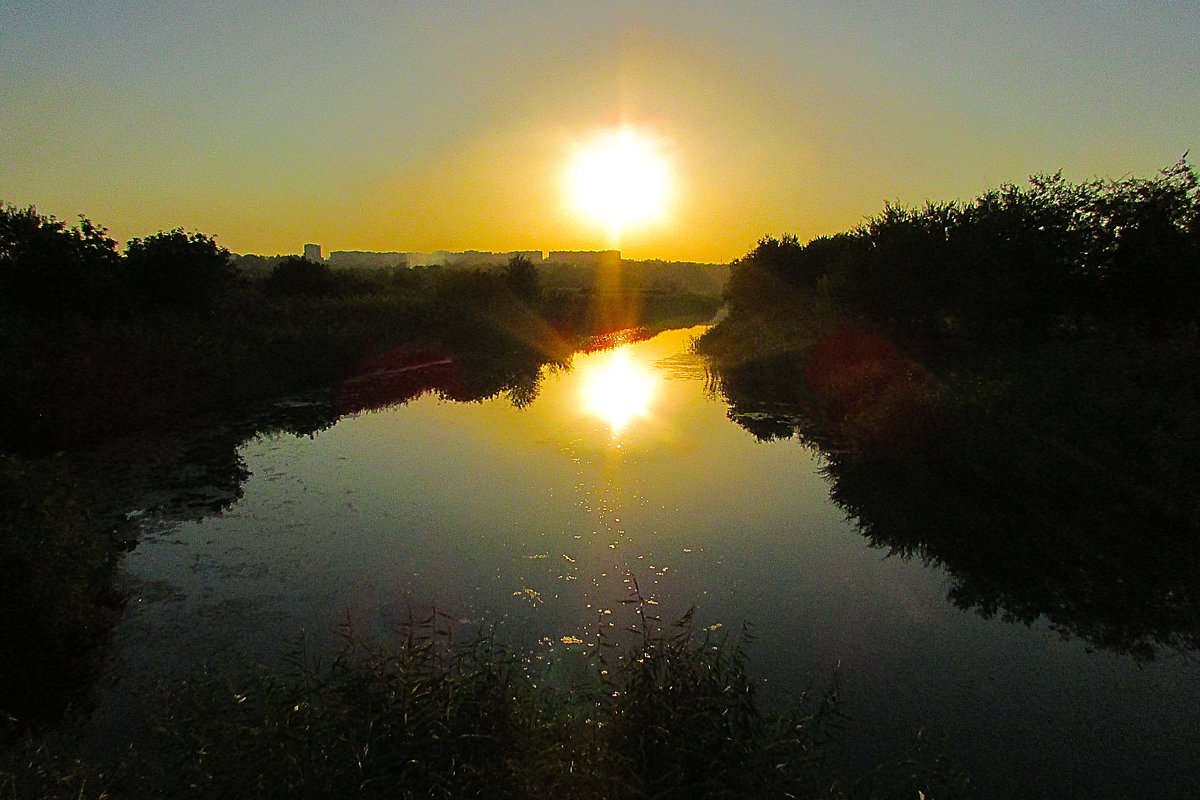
3, 1, 1198, 263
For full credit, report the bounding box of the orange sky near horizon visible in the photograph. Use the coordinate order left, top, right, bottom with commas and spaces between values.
3, 2, 1197, 263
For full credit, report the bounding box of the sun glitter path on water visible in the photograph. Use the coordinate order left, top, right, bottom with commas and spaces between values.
580, 349, 654, 434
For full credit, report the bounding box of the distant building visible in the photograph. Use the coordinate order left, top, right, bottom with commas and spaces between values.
303, 243, 323, 262
328, 249, 546, 268
446, 250, 545, 267
548, 250, 621, 268
324, 248, 645, 269
328, 251, 409, 268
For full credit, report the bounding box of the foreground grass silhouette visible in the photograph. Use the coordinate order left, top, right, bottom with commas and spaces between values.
2, 600, 971, 799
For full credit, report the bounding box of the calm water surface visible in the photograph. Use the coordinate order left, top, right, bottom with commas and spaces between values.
96, 326, 1199, 799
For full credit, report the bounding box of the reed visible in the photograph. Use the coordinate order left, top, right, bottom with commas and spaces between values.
1, 598, 970, 799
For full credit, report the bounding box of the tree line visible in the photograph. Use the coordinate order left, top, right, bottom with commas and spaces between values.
0, 206, 241, 317
724, 158, 1199, 338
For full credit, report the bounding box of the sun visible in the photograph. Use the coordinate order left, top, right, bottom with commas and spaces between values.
569, 127, 669, 239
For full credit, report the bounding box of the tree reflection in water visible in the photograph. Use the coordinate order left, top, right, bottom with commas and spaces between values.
74, 334, 572, 549
705, 333, 1200, 661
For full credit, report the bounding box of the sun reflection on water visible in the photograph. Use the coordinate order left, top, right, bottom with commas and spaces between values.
579, 348, 655, 434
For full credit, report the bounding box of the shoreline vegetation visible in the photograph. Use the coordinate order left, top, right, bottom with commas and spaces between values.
696, 158, 1200, 662
0, 216, 724, 458
2, 603, 969, 800
4, 157, 1198, 796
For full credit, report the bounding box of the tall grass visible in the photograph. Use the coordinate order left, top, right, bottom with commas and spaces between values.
0, 596, 971, 799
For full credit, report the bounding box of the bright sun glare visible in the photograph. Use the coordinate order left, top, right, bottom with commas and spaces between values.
569, 128, 668, 238
580, 349, 655, 434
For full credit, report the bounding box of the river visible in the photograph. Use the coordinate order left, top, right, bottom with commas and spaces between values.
83, 325, 1200, 798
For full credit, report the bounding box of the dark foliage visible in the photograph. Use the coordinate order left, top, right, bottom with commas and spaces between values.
1, 605, 954, 800
123, 229, 237, 312
264, 256, 335, 297
503, 254, 542, 305
0, 204, 124, 317
0, 456, 121, 724
722, 158, 1200, 338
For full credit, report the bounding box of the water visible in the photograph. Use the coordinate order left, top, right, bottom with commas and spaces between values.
90, 326, 1200, 798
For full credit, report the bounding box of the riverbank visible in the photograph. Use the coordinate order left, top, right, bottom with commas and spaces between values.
1, 258, 722, 459
695, 241, 1200, 663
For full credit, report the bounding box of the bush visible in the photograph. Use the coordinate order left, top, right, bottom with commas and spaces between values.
264, 256, 335, 297
503, 254, 541, 305
722, 158, 1200, 339
124, 229, 236, 312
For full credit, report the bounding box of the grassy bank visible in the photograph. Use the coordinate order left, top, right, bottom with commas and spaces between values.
2, 288, 448, 456
0, 456, 122, 724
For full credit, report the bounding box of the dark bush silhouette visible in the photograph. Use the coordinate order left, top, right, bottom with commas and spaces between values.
0, 203, 124, 316
265, 255, 334, 296
124, 228, 235, 312
723, 234, 807, 315
0, 456, 121, 721
723, 158, 1200, 339
1092, 159, 1200, 325
941, 175, 1088, 335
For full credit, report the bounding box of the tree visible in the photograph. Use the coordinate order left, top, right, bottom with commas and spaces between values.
0, 203, 123, 316
1093, 158, 1200, 325
503, 254, 541, 304
723, 235, 805, 314
124, 229, 235, 312
947, 176, 1088, 335
264, 255, 334, 296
